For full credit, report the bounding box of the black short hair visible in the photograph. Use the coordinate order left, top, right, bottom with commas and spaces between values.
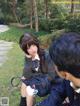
19, 33, 39, 54
49, 32, 80, 78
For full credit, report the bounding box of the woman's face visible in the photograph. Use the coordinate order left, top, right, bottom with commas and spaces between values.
27, 44, 38, 57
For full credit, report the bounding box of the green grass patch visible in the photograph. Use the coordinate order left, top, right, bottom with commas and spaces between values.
0, 26, 34, 43
0, 43, 46, 106
0, 26, 51, 105
0, 26, 48, 43
0, 43, 24, 106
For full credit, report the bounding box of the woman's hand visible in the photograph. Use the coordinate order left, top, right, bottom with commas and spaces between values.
32, 53, 40, 61
21, 76, 26, 80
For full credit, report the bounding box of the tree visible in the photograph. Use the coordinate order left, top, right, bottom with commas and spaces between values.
70, 0, 75, 14
33, 0, 39, 32
9, 0, 20, 23
44, 0, 48, 19
30, 0, 33, 29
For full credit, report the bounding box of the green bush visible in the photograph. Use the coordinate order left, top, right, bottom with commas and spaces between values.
51, 29, 66, 41
39, 18, 51, 32
39, 29, 66, 48
39, 18, 65, 32
64, 14, 80, 33
49, 4, 67, 19
39, 3, 68, 32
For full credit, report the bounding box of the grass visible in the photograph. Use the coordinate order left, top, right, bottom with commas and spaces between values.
0, 26, 34, 43
0, 27, 49, 106
0, 42, 46, 106
0, 26, 48, 43
0, 43, 24, 106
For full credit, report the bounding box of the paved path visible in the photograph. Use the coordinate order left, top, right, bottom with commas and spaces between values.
0, 40, 13, 66
0, 25, 9, 33
0, 25, 13, 66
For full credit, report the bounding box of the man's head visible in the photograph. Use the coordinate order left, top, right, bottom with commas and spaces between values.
49, 32, 80, 88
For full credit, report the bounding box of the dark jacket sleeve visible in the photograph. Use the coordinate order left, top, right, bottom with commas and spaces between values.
45, 50, 61, 83
22, 57, 33, 79
39, 80, 67, 106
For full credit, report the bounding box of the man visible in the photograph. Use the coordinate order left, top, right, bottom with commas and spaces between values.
36, 32, 80, 106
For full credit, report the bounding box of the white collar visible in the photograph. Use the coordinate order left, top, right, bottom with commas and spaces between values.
32, 54, 40, 61
70, 82, 80, 93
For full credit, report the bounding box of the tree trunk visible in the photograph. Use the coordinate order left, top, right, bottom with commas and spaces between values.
44, 0, 48, 19
9, 0, 20, 23
30, 0, 33, 29
12, 8, 19, 23
33, 0, 39, 32
70, 0, 75, 14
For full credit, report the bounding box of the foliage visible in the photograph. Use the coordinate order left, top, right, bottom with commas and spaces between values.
64, 14, 80, 33
39, 18, 65, 32
0, 0, 80, 33
0, 0, 18, 23
48, 4, 68, 18
18, 1, 31, 24
39, 29, 66, 48
39, 3, 68, 32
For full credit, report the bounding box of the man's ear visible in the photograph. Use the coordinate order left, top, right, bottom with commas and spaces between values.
65, 72, 71, 80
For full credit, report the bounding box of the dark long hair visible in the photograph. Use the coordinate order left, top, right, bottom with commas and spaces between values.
19, 33, 48, 73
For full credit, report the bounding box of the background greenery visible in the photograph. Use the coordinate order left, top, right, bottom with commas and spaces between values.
0, 0, 80, 33
0, 0, 80, 106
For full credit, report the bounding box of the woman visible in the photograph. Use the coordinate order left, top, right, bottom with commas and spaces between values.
19, 33, 59, 106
